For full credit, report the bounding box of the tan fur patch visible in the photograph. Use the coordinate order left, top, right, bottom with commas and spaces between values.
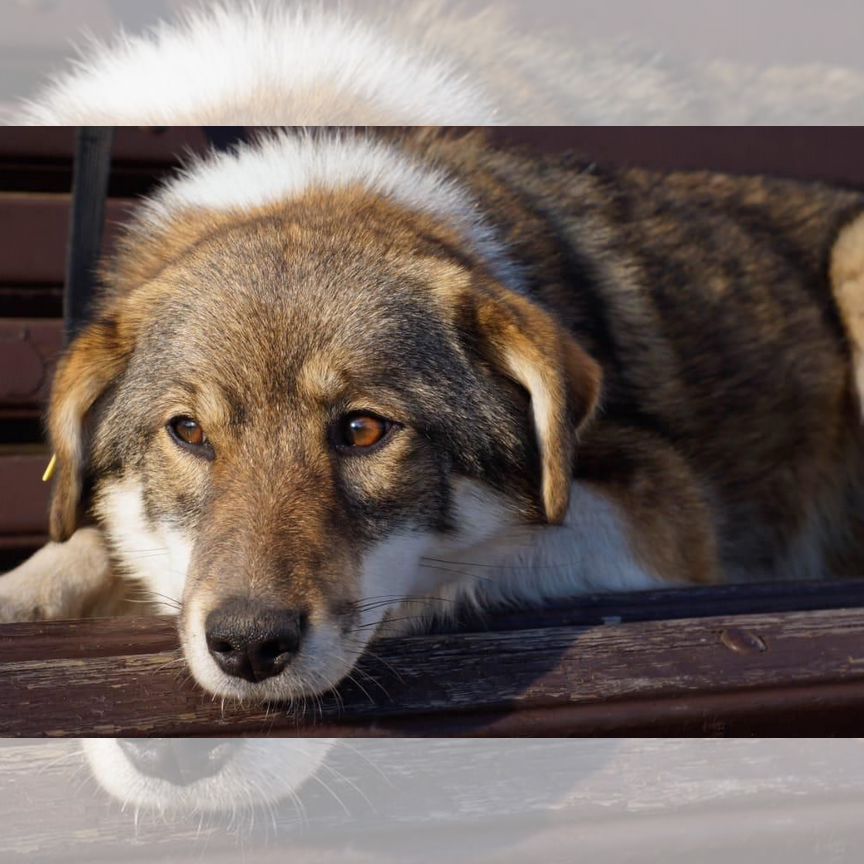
831, 213, 864, 418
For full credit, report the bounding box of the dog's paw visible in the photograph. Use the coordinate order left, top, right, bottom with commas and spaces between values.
0, 562, 58, 622
0, 592, 49, 623
0, 528, 116, 622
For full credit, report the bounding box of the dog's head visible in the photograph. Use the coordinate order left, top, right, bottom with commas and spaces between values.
47, 142, 600, 701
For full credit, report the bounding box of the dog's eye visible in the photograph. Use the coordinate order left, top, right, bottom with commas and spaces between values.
167, 416, 213, 458
332, 413, 393, 451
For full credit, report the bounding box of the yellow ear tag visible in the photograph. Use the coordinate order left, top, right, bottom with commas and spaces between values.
42, 453, 58, 483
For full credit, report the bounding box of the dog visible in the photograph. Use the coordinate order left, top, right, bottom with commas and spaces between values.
2, 127, 864, 703
11, 0, 864, 125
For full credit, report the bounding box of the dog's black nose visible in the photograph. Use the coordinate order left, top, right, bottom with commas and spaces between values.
117, 738, 240, 786
205, 600, 307, 682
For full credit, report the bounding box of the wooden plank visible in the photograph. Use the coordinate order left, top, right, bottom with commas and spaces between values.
3, 606, 864, 736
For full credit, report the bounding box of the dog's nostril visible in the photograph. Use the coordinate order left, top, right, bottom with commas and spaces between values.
117, 738, 241, 786
205, 600, 307, 683
206, 637, 235, 655
247, 632, 300, 676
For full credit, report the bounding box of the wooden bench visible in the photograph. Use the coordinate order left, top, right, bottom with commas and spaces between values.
4, 580, 864, 736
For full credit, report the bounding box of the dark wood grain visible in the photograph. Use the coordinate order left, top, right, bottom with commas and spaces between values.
3, 602, 864, 736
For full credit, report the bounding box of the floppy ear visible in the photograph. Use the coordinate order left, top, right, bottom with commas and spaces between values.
469, 280, 602, 524
47, 319, 132, 541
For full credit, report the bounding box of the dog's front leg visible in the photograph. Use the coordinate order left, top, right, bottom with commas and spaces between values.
0, 527, 125, 621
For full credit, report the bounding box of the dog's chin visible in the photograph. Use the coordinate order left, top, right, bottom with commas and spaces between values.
82, 738, 335, 815
180, 609, 378, 703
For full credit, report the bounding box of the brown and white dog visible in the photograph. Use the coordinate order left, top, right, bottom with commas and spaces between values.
2, 128, 864, 702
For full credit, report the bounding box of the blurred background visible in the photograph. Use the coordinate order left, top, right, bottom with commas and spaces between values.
3, 0, 864, 123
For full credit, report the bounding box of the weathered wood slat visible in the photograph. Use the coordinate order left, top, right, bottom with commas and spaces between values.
3, 605, 864, 736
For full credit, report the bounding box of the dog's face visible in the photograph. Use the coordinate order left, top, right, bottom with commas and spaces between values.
48, 191, 600, 700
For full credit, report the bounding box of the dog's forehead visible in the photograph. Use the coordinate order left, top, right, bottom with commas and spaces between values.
132, 216, 472, 407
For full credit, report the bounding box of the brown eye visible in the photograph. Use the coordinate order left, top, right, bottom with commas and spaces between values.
333, 413, 393, 451
167, 416, 213, 458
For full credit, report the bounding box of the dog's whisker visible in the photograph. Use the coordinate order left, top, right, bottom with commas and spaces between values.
422, 554, 580, 573
346, 644, 405, 683
348, 665, 392, 703
146, 590, 183, 609
347, 613, 428, 632
351, 594, 460, 612
417, 562, 498, 582
152, 652, 185, 674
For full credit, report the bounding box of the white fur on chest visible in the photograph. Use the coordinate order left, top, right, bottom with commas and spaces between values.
448, 479, 660, 602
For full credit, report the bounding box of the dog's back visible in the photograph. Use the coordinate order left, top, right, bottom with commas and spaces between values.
415, 133, 864, 580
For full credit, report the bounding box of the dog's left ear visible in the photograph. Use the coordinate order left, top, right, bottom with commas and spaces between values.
440, 274, 602, 524
47, 317, 132, 541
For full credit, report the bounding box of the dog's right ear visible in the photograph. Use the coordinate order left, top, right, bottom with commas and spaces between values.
428, 265, 602, 524
47, 318, 132, 541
